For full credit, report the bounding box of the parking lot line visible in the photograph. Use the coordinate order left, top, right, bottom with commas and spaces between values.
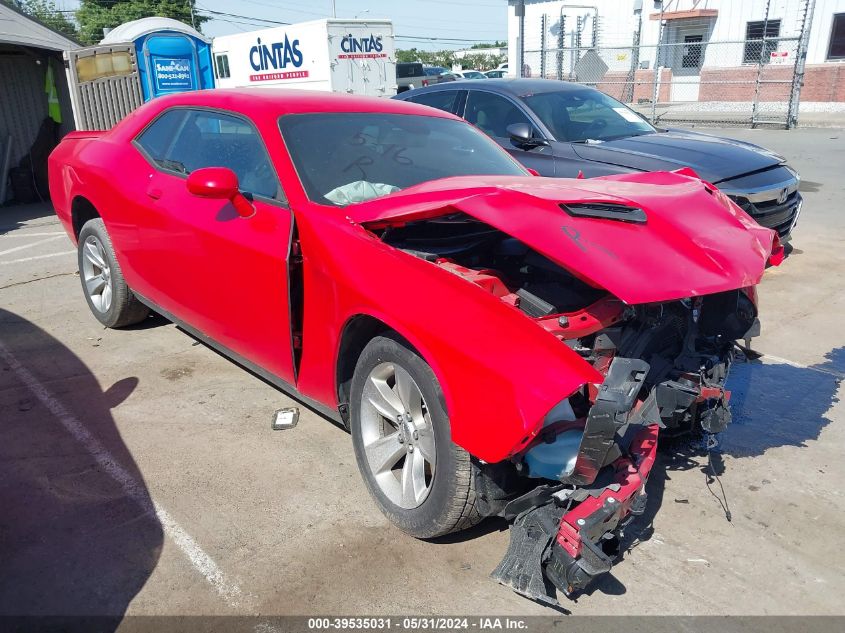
0, 339, 252, 610
0, 235, 66, 257
0, 251, 75, 265
0, 232, 67, 238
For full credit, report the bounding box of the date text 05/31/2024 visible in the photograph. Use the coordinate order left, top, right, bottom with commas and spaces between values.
307, 617, 529, 630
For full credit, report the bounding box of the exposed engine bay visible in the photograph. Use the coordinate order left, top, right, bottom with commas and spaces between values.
379, 212, 758, 604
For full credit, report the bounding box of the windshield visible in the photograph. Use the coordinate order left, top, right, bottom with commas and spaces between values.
279, 113, 527, 206
523, 89, 655, 143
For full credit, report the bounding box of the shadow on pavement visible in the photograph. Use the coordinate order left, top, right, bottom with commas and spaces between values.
0, 308, 162, 626
601, 348, 843, 598
0, 202, 56, 235
723, 347, 843, 457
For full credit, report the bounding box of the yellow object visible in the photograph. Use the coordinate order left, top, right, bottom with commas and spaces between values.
45, 63, 62, 124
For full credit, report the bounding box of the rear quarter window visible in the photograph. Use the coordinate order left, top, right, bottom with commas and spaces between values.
135, 109, 186, 161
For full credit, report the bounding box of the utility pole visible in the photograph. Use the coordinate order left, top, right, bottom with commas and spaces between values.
651, 1, 665, 123
332, 1, 337, 18
624, 0, 643, 103
189, 1, 196, 29
516, 0, 525, 78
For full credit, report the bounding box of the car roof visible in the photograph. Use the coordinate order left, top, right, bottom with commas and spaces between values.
143, 88, 461, 119
397, 78, 592, 98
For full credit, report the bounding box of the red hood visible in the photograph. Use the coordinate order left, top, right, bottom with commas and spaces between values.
348, 171, 779, 305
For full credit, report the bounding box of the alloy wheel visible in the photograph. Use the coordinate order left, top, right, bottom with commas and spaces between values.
359, 362, 437, 509
81, 235, 113, 313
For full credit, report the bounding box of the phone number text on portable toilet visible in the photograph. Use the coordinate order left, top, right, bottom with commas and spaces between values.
154, 59, 193, 90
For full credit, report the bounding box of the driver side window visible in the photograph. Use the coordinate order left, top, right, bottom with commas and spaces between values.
136, 108, 284, 202
464, 91, 532, 139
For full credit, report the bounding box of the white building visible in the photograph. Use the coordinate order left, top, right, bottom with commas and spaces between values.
506, 0, 845, 104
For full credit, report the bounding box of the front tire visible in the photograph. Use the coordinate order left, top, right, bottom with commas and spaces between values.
78, 218, 149, 328
350, 334, 482, 538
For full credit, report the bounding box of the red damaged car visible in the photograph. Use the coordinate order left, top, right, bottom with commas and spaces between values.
48, 89, 782, 605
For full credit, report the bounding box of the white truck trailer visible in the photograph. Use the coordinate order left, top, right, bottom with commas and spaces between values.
211, 18, 396, 97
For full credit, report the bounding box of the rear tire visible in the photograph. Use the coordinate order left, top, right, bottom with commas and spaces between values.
77, 218, 149, 328
350, 334, 482, 538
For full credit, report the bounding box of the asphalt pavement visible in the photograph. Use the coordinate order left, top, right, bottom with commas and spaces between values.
0, 127, 843, 621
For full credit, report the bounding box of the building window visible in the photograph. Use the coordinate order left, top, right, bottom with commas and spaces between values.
215, 54, 230, 79
682, 35, 704, 69
743, 19, 781, 64
829, 13, 845, 60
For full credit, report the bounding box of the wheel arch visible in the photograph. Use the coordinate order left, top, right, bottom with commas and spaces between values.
71, 195, 101, 240
334, 313, 447, 428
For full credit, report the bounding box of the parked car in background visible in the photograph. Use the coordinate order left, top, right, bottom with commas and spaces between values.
396, 62, 428, 93
395, 78, 803, 240
453, 69, 487, 80
485, 69, 508, 78
48, 87, 782, 605
423, 66, 457, 84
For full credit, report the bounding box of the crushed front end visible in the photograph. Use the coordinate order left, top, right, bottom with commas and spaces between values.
491, 290, 753, 604
363, 170, 781, 606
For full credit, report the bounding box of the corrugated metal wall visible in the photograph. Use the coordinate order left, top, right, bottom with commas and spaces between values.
0, 50, 48, 166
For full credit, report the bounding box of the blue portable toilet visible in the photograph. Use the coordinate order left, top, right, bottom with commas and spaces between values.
100, 17, 214, 101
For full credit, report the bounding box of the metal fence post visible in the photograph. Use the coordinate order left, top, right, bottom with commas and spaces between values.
651, 5, 665, 124
787, 0, 816, 129
516, 0, 525, 78
751, 0, 773, 127
556, 12, 566, 80
573, 15, 583, 79
624, 5, 643, 104
540, 14, 547, 79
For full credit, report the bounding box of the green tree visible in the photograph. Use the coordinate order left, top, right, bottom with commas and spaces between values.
16, 0, 79, 40
395, 48, 456, 68
456, 53, 505, 71
470, 40, 506, 50
396, 48, 504, 71
76, 0, 208, 45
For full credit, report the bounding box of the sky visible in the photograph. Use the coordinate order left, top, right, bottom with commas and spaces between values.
57, 0, 510, 51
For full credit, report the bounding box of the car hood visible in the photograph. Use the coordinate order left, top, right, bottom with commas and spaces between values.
349, 171, 779, 305
571, 130, 784, 183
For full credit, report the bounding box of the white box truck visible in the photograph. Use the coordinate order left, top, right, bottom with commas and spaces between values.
211, 18, 396, 97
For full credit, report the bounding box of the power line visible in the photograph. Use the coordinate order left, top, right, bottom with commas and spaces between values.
197, 8, 497, 42
198, 8, 290, 26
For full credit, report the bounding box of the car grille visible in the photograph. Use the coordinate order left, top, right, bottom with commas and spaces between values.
729, 190, 801, 239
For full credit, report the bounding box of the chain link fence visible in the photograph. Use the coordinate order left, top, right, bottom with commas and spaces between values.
518, 0, 814, 128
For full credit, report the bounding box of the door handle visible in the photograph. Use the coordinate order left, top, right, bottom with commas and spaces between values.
146, 186, 162, 200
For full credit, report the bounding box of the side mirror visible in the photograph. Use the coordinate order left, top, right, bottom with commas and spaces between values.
186, 167, 254, 218
507, 122, 548, 148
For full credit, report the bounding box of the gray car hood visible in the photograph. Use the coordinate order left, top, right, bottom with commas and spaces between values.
571, 129, 785, 183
